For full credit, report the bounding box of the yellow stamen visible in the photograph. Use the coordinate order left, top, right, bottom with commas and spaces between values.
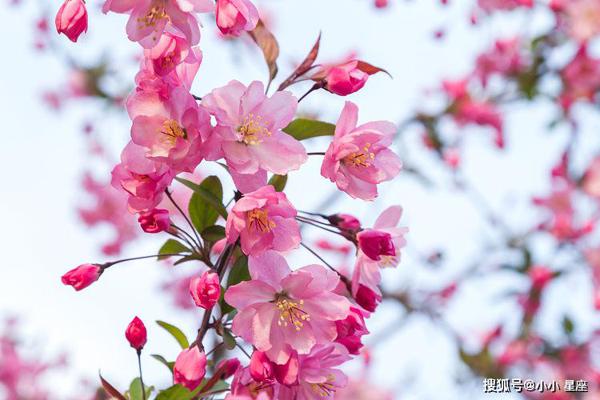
247, 209, 276, 233
276, 298, 310, 331
137, 3, 168, 29
344, 143, 375, 167
311, 375, 337, 397
160, 119, 187, 146
238, 113, 271, 145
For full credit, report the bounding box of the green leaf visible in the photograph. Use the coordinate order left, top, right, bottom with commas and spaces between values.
156, 321, 189, 349
227, 256, 250, 287
128, 378, 153, 400
222, 329, 236, 350
155, 385, 193, 400
201, 225, 226, 243
176, 176, 228, 219
100, 374, 127, 400
188, 177, 223, 233
173, 255, 202, 266
282, 118, 336, 141
158, 240, 190, 260
268, 174, 288, 192
219, 286, 234, 315
562, 316, 574, 335
151, 354, 174, 373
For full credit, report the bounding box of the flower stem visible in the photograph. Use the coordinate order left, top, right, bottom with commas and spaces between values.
165, 188, 202, 249
136, 350, 146, 400
102, 253, 191, 269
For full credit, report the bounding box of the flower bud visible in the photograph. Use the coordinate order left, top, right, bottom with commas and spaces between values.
357, 229, 396, 261
55, 0, 87, 42
125, 316, 147, 351
61, 263, 101, 291
216, 0, 259, 36
335, 307, 369, 355
331, 213, 361, 231
189, 271, 221, 309
138, 209, 171, 233
354, 284, 382, 312
216, 357, 240, 379
173, 347, 207, 391
325, 61, 369, 96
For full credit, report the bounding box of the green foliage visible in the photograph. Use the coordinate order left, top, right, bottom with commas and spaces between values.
151, 354, 174, 373
188, 176, 224, 232
176, 176, 228, 219
155, 385, 193, 400
268, 174, 288, 192
158, 240, 190, 260
282, 118, 336, 141
201, 225, 226, 243
156, 320, 190, 349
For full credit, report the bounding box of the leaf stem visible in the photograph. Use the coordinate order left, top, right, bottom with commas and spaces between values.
165, 188, 202, 249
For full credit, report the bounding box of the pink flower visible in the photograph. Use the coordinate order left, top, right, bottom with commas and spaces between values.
334, 307, 369, 355
111, 142, 174, 213
357, 230, 395, 261
216, 0, 259, 36
475, 37, 524, 85
216, 358, 241, 379
102, 0, 214, 48
138, 208, 171, 233
528, 265, 554, 290
477, 0, 532, 13
146, 32, 195, 77
561, 0, 600, 42
325, 61, 369, 96
202, 80, 307, 180
353, 284, 382, 312
225, 185, 300, 256
131, 87, 209, 173
125, 316, 147, 351
583, 156, 600, 198
189, 271, 220, 309
55, 0, 87, 42
249, 351, 298, 386
331, 213, 361, 231
173, 347, 207, 391
321, 101, 402, 200
61, 264, 102, 291
561, 46, 600, 108
224, 251, 350, 363
277, 344, 350, 400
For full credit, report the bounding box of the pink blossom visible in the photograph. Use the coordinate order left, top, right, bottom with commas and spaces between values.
111, 142, 174, 213
528, 265, 554, 290
102, 0, 214, 48
125, 316, 147, 351
225, 185, 300, 256
249, 351, 298, 386
189, 271, 220, 309
202, 80, 307, 180
216, 358, 241, 379
357, 230, 395, 261
61, 264, 102, 291
475, 37, 524, 85
477, 0, 532, 13
334, 306, 369, 355
277, 344, 350, 400
55, 0, 87, 42
146, 32, 195, 77
561, 46, 600, 108
173, 346, 207, 391
224, 251, 350, 363
325, 61, 369, 96
321, 101, 402, 200
353, 284, 382, 312
331, 213, 361, 231
583, 156, 600, 198
216, 0, 259, 36
561, 0, 600, 42
138, 208, 171, 233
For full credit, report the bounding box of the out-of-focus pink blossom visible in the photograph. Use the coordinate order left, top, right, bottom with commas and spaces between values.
321, 101, 402, 200
173, 346, 207, 391
559, 0, 600, 42
189, 271, 220, 309
225, 251, 350, 363
475, 37, 525, 85
528, 265, 554, 290
226, 185, 300, 256
61, 264, 102, 291
55, 0, 87, 42
477, 0, 532, 13
216, 0, 259, 36
561, 46, 600, 109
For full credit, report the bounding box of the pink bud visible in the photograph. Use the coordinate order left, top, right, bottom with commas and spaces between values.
355, 284, 382, 312
125, 316, 147, 351
189, 271, 221, 309
61, 263, 101, 291
249, 351, 273, 382
333, 213, 361, 231
55, 0, 87, 42
216, 0, 259, 36
357, 229, 396, 261
374, 0, 388, 8
216, 357, 240, 379
173, 347, 207, 391
326, 61, 369, 96
138, 209, 171, 233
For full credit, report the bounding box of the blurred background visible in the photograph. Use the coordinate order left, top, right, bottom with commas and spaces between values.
2, 0, 600, 399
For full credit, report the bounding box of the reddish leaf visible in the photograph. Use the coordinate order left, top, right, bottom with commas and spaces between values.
278, 33, 321, 90
356, 60, 392, 78
100, 373, 127, 400
248, 20, 280, 85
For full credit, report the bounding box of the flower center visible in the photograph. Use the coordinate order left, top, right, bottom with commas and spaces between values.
275, 297, 310, 331
137, 3, 168, 28
311, 375, 336, 397
247, 209, 276, 233
160, 119, 187, 146
344, 143, 375, 167
238, 114, 271, 145
379, 255, 398, 268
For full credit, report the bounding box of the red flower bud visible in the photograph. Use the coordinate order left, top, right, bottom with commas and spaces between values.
55, 0, 87, 42
326, 61, 369, 96
189, 271, 220, 309
138, 209, 171, 233
355, 284, 382, 312
125, 316, 147, 351
61, 263, 101, 291
216, 357, 241, 379
357, 229, 396, 261
174, 347, 207, 391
